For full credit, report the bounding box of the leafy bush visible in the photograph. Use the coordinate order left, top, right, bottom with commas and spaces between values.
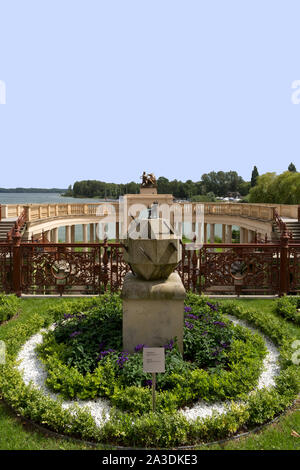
45, 293, 122, 374
0, 294, 21, 324
274, 296, 300, 325
36, 293, 266, 413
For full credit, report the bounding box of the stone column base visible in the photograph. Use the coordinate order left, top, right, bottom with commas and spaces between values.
121, 272, 186, 353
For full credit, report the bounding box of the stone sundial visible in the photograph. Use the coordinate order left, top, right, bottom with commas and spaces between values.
121, 212, 185, 353
122, 218, 182, 281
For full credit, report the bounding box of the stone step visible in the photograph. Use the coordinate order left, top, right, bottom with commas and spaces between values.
272, 221, 300, 241
0, 220, 16, 240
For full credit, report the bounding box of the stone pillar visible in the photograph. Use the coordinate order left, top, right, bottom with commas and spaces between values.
240, 227, 244, 243
98, 223, 104, 241
197, 222, 203, 243
51, 228, 58, 243
82, 224, 88, 243
240, 227, 249, 243
222, 224, 226, 243
95, 223, 100, 242
65, 225, 71, 243
226, 225, 232, 243
89, 223, 94, 243
71, 225, 76, 243
249, 230, 256, 243
121, 272, 185, 353
210, 223, 215, 243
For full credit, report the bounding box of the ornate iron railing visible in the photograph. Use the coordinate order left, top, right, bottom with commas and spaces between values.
6, 209, 26, 242
0, 234, 298, 296
273, 208, 293, 240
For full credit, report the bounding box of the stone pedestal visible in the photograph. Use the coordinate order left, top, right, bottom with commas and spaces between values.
121, 272, 185, 353
140, 186, 158, 195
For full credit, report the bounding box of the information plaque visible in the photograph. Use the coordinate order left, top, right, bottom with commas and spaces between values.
143, 347, 165, 373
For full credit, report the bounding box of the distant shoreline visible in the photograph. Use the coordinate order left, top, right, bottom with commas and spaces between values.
0, 188, 67, 193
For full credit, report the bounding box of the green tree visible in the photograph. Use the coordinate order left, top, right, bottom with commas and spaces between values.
249, 171, 300, 204
157, 177, 170, 194
249, 173, 277, 203
288, 162, 297, 172
250, 166, 259, 187
238, 181, 251, 196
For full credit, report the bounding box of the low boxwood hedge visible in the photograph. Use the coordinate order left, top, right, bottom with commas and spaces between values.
0, 294, 21, 324
273, 296, 300, 325
0, 294, 299, 448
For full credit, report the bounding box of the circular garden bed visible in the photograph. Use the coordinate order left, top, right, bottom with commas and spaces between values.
0, 294, 299, 448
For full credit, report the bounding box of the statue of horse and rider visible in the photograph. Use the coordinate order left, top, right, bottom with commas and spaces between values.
140, 171, 157, 187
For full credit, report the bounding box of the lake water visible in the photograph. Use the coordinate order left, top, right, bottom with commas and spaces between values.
0, 193, 233, 241
0, 193, 106, 204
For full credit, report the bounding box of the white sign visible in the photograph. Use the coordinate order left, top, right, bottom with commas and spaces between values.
143, 347, 165, 373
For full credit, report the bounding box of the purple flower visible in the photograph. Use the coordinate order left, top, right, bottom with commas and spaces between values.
69, 331, 81, 338
164, 339, 174, 351
185, 313, 199, 320
134, 344, 145, 353
206, 302, 218, 311
97, 349, 116, 361
144, 379, 152, 388
202, 330, 208, 335
184, 306, 192, 313
185, 321, 194, 330
213, 321, 226, 327
117, 352, 129, 368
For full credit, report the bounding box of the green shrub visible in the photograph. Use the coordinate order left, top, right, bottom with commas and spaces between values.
274, 296, 300, 324
0, 294, 21, 324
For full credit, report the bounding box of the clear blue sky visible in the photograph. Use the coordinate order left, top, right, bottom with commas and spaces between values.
0, 1, 299, 187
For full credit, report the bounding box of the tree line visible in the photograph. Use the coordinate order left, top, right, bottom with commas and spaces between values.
0, 187, 67, 193
65, 162, 298, 203
67, 171, 251, 200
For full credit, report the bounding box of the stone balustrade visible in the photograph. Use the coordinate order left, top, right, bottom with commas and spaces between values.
1, 202, 298, 222
1, 202, 299, 244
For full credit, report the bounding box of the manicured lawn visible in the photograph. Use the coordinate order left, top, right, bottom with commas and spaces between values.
0, 297, 299, 450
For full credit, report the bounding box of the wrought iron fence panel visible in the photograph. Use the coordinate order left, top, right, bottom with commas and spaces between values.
0, 244, 13, 293
288, 244, 300, 293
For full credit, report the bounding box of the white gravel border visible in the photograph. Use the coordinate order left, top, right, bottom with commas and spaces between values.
15, 315, 280, 426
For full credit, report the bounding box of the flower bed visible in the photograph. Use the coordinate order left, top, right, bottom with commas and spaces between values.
0, 294, 299, 447
34, 293, 267, 413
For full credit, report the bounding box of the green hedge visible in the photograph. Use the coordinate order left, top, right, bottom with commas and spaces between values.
273, 296, 300, 325
0, 294, 21, 324
0, 295, 299, 447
